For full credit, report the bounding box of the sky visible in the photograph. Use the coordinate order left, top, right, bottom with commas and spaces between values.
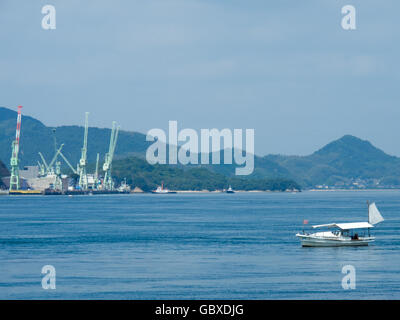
0, 0, 399, 156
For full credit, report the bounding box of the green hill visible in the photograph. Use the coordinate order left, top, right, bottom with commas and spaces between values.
110, 156, 300, 192
0, 160, 9, 188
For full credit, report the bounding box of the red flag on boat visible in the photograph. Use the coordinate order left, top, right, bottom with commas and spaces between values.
303, 219, 309, 225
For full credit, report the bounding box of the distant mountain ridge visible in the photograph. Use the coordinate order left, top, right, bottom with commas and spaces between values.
261, 135, 400, 187
1, 106, 400, 188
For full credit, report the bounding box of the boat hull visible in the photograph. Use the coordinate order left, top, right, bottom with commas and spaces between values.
151, 191, 177, 194
296, 234, 374, 247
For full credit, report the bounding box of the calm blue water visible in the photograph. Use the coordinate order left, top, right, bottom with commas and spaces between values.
0, 190, 399, 299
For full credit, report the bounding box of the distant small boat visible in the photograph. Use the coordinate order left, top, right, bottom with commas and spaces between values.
226, 186, 235, 193
296, 201, 384, 247
151, 183, 177, 194
117, 179, 131, 193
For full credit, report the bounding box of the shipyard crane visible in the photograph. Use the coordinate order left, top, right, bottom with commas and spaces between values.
59, 151, 77, 175
38, 144, 64, 175
9, 106, 22, 191
37, 144, 64, 190
94, 153, 100, 189
47, 144, 64, 172
37, 128, 77, 182
103, 121, 120, 190
38, 152, 50, 175
77, 112, 89, 190
51, 128, 63, 190
37, 161, 46, 176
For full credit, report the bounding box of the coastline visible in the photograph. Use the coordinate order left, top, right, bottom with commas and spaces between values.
171, 189, 300, 193
307, 188, 400, 192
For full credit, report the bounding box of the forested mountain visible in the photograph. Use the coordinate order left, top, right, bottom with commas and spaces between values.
0, 160, 9, 188
262, 135, 400, 187
110, 156, 300, 192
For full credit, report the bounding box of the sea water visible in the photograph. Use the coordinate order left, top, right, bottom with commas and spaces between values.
0, 190, 399, 299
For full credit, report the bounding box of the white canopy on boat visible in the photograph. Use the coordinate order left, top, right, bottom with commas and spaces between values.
312, 223, 336, 229
335, 222, 374, 230
313, 222, 374, 229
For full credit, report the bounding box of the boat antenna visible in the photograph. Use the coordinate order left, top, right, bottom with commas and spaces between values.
367, 200, 370, 223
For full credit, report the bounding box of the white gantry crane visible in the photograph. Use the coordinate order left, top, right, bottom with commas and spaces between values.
102, 121, 120, 190
78, 112, 89, 190
94, 153, 100, 189
9, 106, 22, 191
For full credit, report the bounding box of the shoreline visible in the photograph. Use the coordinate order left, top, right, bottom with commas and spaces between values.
165, 189, 299, 193
307, 188, 400, 192
4, 189, 399, 196
154, 189, 400, 193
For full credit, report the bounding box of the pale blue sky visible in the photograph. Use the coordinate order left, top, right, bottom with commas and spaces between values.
1, 0, 399, 156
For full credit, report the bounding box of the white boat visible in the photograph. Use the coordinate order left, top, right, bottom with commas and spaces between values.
226, 186, 235, 193
151, 183, 176, 194
296, 202, 384, 247
117, 178, 131, 193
